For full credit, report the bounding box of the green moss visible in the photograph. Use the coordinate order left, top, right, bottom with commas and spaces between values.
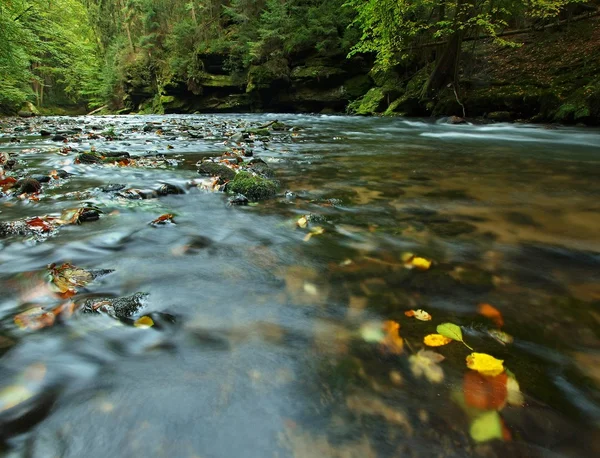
343, 75, 372, 98
199, 72, 238, 87
290, 66, 345, 81
347, 87, 385, 115
229, 171, 278, 201
246, 58, 289, 93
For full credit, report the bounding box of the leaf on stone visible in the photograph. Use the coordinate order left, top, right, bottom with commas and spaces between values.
150, 213, 175, 226
134, 316, 154, 328
466, 352, 505, 377
478, 303, 504, 327
405, 309, 432, 321
424, 333, 453, 347
409, 349, 445, 383
26, 216, 55, 233
469, 410, 504, 443
437, 322, 473, 350
48, 263, 92, 295
402, 253, 432, 270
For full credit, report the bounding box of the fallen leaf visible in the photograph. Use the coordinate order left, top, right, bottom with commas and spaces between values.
463, 371, 508, 410
150, 213, 175, 225
506, 374, 524, 406
382, 320, 404, 354
478, 303, 504, 327
25, 217, 55, 233
14, 307, 56, 330
296, 216, 308, 228
134, 316, 154, 328
488, 329, 514, 345
48, 263, 92, 295
437, 322, 473, 350
303, 226, 325, 242
409, 349, 445, 383
424, 333, 453, 347
466, 352, 505, 377
470, 410, 504, 443
405, 309, 432, 321
411, 257, 432, 270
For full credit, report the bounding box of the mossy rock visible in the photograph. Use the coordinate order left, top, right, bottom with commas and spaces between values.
198, 72, 238, 88
245, 128, 271, 137
290, 66, 346, 82
229, 171, 278, 201
197, 162, 236, 182
247, 58, 290, 93
348, 87, 386, 115
343, 75, 373, 99
17, 101, 39, 117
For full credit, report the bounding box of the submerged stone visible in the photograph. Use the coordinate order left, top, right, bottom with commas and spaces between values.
428, 221, 477, 237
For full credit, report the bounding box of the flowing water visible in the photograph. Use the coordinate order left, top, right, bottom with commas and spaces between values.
0, 114, 599, 457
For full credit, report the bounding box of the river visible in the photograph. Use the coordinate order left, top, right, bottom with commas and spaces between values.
1, 114, 599, 457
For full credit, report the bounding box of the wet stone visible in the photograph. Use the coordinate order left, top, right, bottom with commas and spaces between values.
428, 221, 477, 237
197, 162, 236, 182
81, 292, 149, 319
51, 134, 66, 142
77, 153, 102, 164
228, 194, 249, 206
156, 183, 185, 196
100, 183, 126, 193
16, 178, 42, 194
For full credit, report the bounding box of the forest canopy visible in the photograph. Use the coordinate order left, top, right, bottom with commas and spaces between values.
0, 0, 597, 115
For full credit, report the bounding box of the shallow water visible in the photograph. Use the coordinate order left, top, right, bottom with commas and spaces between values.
1, 115, 599, 457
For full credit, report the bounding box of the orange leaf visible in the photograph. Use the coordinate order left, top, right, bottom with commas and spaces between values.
382, 320, 404, 354
26, 217, 53, 232
463, 371, 508, 410
478, 303, 504, 327
405, 309, 432, 321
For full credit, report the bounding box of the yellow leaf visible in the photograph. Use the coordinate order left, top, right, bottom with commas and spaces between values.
401, 252, 414, 263
466, 352, 504, 377
296, 216, 308, 228
411, 257, 432, 270
409, 349, 445, 383
424, 334, 453, 347
405, 309, 432, 321
134, 316, 154, 328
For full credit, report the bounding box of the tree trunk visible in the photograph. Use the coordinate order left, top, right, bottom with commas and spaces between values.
422, 31, 462, 96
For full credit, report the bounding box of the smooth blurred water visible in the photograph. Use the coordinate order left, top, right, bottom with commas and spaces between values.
1, 115, 599, 457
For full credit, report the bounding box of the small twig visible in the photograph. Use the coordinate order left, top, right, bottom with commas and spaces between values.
453, 82, 466, 118
258, 120, 278, 129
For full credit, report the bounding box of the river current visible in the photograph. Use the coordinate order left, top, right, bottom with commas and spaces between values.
0, 114, 599, 457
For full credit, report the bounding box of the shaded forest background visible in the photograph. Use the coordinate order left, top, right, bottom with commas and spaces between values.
1, 0, 599, 123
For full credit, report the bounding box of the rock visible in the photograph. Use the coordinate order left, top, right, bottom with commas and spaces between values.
228, 171, 278, 201
51, 134, 66, 142
78, 207, 101, 222
100, 183, 126, 193
447, 115, 466, 124
230, 132, 245, 143
55, 169, 72, 179
197, 162, 236, 182
40, 130, 52, 136
246, 128, 270, 137
17, 102, 39, 117
347, 87, 386, 115
247, 158, 274, 178
16, 178, 42, 194
77, 153, 102, 164
142, 124, 154, 132
228, 194, 249, 206
156, 183, 185, 196
30, 174, 52, 184
81, 292, 149, 319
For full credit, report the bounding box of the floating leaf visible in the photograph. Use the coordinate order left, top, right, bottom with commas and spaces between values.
303, 226, 325, 242
382, 320, 404, 354
437, 322, 473, 350
14, 307, 55, 330
478, 303, 504, 327
405, 309, 432, 321
411, 257, 432, 270
409, 349, 445, 383
506, 375, 524, 406
360, 321, 385, 343
296, 216, 308, 228
463, 371, 508, 410
424, 334, 453, 347
134, 316, 154, 328
470, 411, 504, 443
26, 216, 55, 233
488, 329, 513, 346
466, 352, 505, 377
